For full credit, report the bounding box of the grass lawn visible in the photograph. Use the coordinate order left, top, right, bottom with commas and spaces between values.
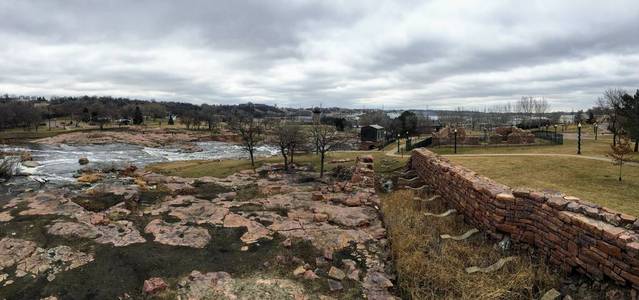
432, 136, 639, 162
146, 151, 408, 178
448, 156, 639, 216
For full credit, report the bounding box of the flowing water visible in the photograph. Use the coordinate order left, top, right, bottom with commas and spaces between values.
0, 141, 278, 185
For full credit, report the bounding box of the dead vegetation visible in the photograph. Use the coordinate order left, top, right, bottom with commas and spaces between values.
0, 156, 19, 179
381, 189, 561, 299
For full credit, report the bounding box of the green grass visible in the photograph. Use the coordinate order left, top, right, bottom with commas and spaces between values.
448, 156, 639, 216
146, 151, 408, 178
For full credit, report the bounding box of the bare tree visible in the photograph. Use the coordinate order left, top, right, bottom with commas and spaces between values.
517, 96, 536, 124
288, 125, 306, 165
533, 97, 550, 128
600, 89, 626, 146
232, 115, 263, 170
311, 124, 343, 178
274, 122, 305, 170
608, 136, 632, 181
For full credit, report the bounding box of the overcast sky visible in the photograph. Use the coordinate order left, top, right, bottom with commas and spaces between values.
1, 1, 638, 111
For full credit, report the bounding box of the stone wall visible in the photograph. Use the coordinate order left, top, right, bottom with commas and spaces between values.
410, 148, 639, 288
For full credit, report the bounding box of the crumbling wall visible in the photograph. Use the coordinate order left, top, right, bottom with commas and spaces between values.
410, 148, 639, 288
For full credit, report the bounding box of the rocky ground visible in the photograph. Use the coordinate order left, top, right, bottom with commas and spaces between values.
0, 155, 396, 299
34, 127, 240, 152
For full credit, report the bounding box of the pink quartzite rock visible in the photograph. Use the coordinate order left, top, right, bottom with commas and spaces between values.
144, 277, 168, 294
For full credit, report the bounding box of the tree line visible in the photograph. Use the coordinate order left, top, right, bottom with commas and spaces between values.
0, 95, 285, 131
596, 89, 639, 152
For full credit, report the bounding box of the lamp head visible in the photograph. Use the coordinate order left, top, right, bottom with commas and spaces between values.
578, 123, 582, 128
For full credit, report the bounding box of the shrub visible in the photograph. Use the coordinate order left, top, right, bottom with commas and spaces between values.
0, 157, 19, 179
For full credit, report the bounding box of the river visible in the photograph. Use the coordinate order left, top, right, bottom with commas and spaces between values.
0, 141, 278, 185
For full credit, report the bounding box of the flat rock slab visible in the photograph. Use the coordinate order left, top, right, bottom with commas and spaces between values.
177, 271, 309, 300
424, 209, 457, 218
440, 228, 479, 241
10, 192, 85, 217
313, 204, 376, 228
168, 201, 229, 225
0, 238, 93, 286
223, 213, 272, 244
0, 238, 37, 270
47, 220, 146, 247
0, 211, 14, 222
16, 245, 94, 278
465, 256, 517, 274
144, 219, 211, 248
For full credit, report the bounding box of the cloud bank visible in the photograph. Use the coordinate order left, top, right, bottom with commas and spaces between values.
1, 0, 638, 110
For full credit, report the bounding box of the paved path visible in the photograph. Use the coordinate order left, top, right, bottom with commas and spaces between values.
442, 153, 639, 167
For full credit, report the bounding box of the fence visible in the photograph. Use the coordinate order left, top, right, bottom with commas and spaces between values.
430, 134, 530, 146
407, 136, 433, 150
531, 130, 564, 145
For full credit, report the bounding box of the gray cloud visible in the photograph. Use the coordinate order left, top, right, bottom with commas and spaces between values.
1, 0, 638, 110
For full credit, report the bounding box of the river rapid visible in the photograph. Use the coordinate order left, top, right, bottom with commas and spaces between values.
0, 141, 278, 188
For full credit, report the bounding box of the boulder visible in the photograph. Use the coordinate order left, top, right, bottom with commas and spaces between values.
541, 289, 561, 300
219, 192, 237, 201
328, 266, 346, 280
312, 193, 326, 201
359, 155, 374, 163
328, 279, 343, 291
20, 152, 33, 162
0, 211, 13, 222
313, 213, 329, 223
77, 173, 103, 184
78, 157, 89, 165
303, 270, 319, 280
89, 213, 109, 225
293, 266, 306, 276
21, 161, 40, 168
143, 277, 168, 294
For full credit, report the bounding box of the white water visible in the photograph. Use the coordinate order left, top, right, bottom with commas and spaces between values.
1, 141, 278, 184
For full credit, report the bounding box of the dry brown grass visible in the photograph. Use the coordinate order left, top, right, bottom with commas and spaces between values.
382, 189, 561, 300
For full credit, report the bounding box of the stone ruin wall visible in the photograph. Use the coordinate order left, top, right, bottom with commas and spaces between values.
432, 126, 535, 146
409, 148, 639, 288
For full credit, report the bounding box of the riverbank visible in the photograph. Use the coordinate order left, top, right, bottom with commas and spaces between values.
34, 127, 241, 149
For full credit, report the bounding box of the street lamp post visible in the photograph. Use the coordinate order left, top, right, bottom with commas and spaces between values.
553, 124, 557, 144
577, 123, 582, 155
594, 122, 598, 141
454, 128, 458, 154
483, 127, 487, 145
397, 133, 400, 154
